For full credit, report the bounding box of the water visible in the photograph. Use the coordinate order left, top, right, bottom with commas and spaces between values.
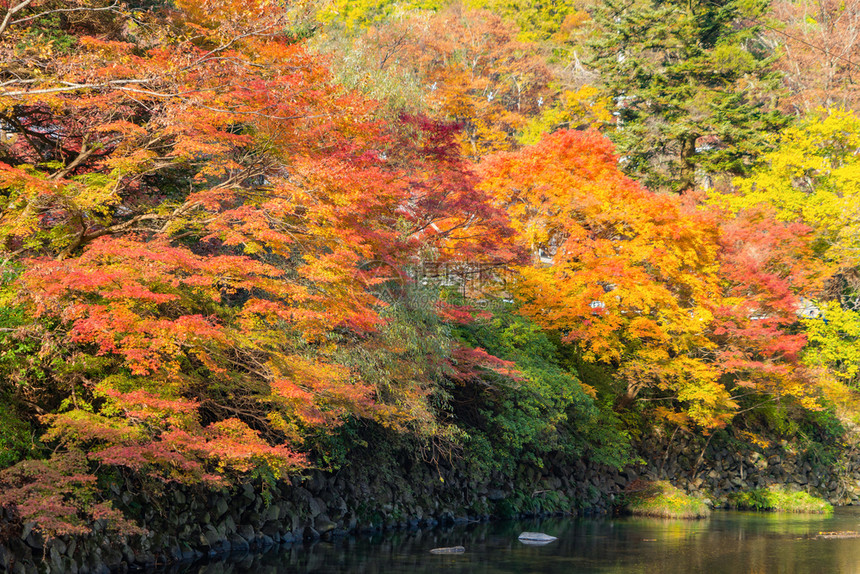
174, 508, 860, 574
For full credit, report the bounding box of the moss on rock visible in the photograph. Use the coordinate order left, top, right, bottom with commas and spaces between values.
728, 487, 832, 513
625, 481, 711, 519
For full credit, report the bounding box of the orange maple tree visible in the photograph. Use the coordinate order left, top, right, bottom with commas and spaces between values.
0, 0, 519, 529
479, 129, 818, 428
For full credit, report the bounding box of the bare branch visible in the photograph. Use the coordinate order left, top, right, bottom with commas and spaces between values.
0, 78, 157, 97
182, 24, 281, 72
10, 1, 121, 27
0, 0, 35, 38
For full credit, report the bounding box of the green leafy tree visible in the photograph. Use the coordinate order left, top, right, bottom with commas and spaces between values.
590, 0, 789, 192
451, 304, 631, 472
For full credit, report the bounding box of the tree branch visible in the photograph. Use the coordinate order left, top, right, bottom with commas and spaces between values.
10, 1, 121, 27
49, 141, 97, 181
0, 0, 35, 38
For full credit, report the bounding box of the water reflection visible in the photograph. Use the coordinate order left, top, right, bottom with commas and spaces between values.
165, 508, 860, 574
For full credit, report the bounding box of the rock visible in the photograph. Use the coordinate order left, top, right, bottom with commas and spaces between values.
237, 524, 255, 542
308, 472, 327, 494
49, 544, 64, 572
262, 503, 280, 523
214, 498, 229, 520
174, 489, 186, 505
222, 514, 236, 535
308, 496, 326, 518
303, 526, 320, 541
202, 529, 231, 555
166, 545, 184, 562
518, 532, 558, 545
315, 517, 336, 534
817, 531, 860, 539
0, 544, 10, 571
228, 534, 250, 553
23, 529, 43, 550
262, 520, 282, 539
134, 550, 156, 566
48, 537, 67, 557
430, 546, 466, 554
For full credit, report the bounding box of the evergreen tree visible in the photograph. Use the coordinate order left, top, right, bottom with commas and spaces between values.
590, 0, 789, 192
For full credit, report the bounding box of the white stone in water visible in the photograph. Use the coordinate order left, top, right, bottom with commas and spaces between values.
430, 546, 466, 554
518, 532, 558, 545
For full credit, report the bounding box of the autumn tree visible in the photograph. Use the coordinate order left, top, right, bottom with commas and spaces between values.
465, 0, 589, 44
713, 108, 860, 392
0, 0, 378, 479
480, 128, 819, 429
317, 4, 553, 157
518, 84, 611, 145
710, 208, 819, 408
319, 0, 445, 30
590, 0, 789, 192
769, 0, 860, 113
0, 0, 524, 536
319, 0, 594, 45
479, 129, 733, 427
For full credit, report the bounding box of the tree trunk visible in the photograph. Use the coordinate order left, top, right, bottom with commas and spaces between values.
677, 134, 698, 193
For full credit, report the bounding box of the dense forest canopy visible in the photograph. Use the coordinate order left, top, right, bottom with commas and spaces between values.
0, 0, 859, 537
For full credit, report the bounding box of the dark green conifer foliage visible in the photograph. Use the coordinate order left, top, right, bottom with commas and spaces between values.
590, 0, 789, 192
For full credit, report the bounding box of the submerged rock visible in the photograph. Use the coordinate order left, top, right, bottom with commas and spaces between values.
518, 532, 558, 545
816, 531, 860, 539
430, 546, 466, 554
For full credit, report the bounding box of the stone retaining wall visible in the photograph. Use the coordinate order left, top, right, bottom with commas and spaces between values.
0, 445, 616, 574
628, 430, 860, 507
3, 430, 860, 573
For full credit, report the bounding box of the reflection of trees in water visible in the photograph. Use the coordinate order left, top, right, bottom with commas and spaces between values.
172, 511, 860, 574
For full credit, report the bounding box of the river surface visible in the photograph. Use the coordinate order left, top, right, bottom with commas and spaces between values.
172, 508, 860, 574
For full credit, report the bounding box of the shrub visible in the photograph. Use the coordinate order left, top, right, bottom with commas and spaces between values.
625, 481, 710, 519
450, 305, 632, 474
0, 404, 32, 469
728, 487, 832, 513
